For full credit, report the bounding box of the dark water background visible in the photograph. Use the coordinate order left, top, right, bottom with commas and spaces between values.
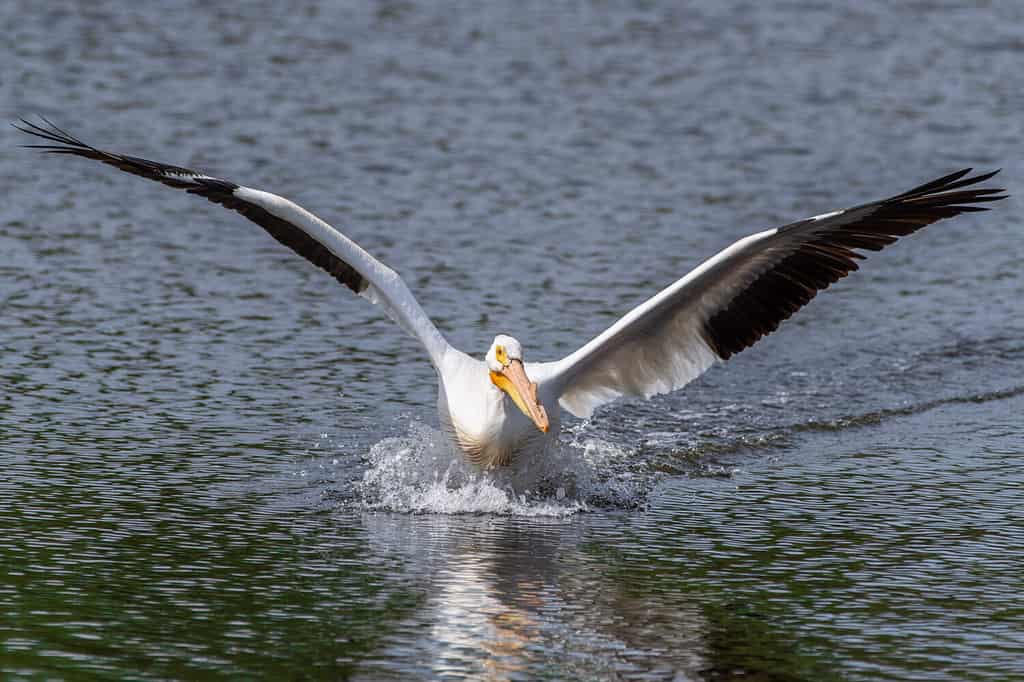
2, 1, 1023, 679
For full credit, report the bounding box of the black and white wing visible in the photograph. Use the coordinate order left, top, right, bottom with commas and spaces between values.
15, 118, 450, 366
540, 168, 1007, 418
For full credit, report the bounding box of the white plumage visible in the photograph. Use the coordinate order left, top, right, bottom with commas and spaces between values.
16, 118, 1007, 467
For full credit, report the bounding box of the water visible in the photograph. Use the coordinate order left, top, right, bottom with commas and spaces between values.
3, 1, 1023, 679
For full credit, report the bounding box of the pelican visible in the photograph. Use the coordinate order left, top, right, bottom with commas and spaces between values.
16, 118, 1007, 467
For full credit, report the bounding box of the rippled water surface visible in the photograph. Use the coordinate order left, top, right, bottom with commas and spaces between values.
3, 1, 1023, 679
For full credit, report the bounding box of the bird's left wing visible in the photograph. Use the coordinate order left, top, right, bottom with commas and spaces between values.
15, 118, 450, 366
540, 169, 1007, 418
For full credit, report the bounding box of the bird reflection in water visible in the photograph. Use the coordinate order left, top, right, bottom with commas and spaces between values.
361, 513, 711, 678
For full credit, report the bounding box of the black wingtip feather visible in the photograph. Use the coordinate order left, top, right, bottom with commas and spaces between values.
703, 167, 1008, 360
15, 116, 371, 296
896, 167, 973, 199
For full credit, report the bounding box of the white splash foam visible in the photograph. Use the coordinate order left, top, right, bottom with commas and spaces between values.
355, 420, 648, 516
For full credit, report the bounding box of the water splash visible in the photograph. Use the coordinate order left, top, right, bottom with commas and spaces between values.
354, 421, 650, 516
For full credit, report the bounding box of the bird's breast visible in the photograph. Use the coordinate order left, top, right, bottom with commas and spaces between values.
438, 384, 558, 469
436, 352, 560, 468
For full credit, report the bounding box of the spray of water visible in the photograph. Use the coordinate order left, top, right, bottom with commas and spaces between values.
354, 420, 650, 516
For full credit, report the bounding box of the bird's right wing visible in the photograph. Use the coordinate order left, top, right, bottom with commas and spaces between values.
16, 118, 451, 366
540, 169, 1007, 418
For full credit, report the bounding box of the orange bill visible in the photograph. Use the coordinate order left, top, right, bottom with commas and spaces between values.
490, 359, 549, 433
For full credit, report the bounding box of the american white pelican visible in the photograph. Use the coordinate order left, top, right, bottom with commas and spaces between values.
16, 118, 1007, 467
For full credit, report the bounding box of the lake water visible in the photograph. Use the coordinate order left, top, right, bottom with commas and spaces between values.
3, 1, 1023, 679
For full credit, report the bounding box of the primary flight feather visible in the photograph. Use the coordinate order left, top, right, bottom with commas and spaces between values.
15, 117, 1007, 467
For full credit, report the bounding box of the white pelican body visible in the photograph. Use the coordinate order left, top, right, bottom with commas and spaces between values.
17, 118, 1007, 468
437, 349, 560, 467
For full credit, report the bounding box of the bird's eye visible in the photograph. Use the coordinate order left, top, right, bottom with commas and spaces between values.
495, 346, 507, 363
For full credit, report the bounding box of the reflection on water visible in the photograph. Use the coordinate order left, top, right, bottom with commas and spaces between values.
4, 0, 1024, 679
360, 513, 712, 680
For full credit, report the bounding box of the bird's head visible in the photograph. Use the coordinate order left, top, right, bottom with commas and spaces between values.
486, 334, 549, 433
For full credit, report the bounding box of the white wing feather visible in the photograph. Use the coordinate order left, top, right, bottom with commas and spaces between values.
13, 118, 451, 368
542, 168, 1006, 418
541, 228, 779, 418
234, 188, 450, 365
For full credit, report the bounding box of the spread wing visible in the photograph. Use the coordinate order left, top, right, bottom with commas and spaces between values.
541, 168, 1007, 418
15, 117, 450, 366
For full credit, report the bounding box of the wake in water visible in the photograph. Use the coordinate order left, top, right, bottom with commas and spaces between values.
353, 420, 650, 516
